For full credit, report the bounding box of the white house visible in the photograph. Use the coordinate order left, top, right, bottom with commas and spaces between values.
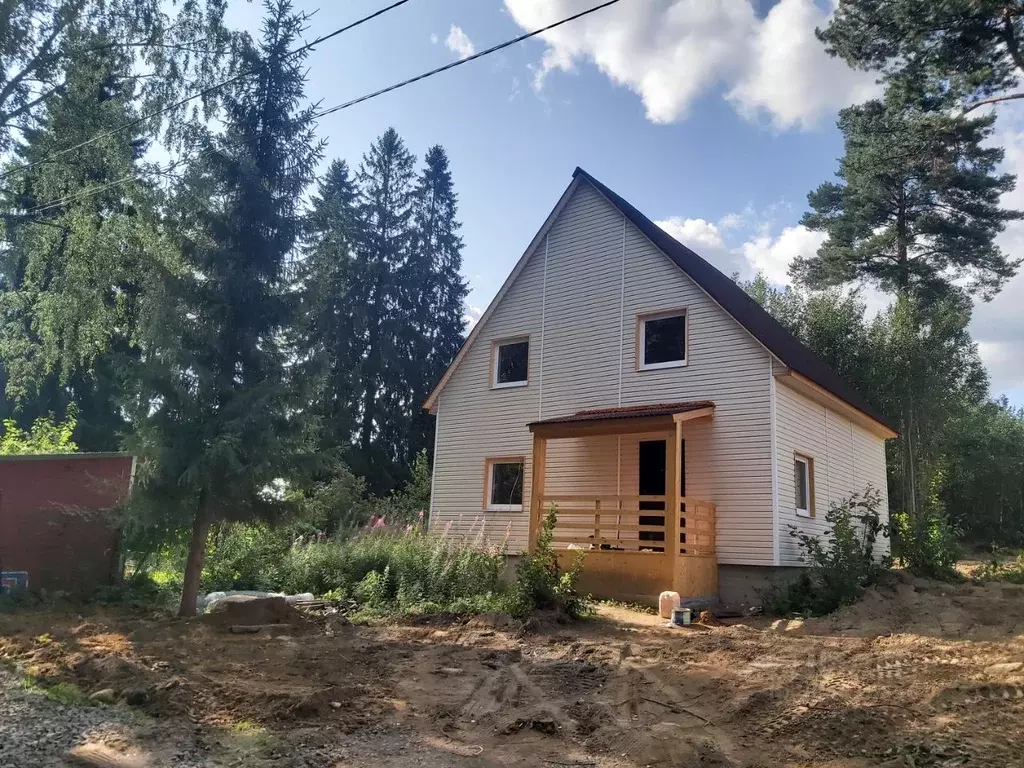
423, 168, 896, 605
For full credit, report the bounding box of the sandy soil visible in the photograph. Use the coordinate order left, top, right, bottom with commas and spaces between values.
1, 572, 1022, 767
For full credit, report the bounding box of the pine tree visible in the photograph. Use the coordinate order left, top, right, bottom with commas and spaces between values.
821, 1, 1024, 113
794, 97, 1023, 306
348, 128, 417, 492
405, 145, 467, 466
131, 0, 319, 616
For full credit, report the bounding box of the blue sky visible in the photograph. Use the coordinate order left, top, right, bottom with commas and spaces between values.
226, 0, 1024, 407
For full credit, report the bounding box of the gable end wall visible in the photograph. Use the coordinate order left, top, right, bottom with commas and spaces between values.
430, 181, 776, 565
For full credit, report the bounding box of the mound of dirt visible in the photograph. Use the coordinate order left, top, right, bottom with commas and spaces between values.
200, 596, 307, 629
798, 571, 1024, 639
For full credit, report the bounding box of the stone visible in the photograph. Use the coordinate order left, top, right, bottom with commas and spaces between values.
88, 688, 117, 705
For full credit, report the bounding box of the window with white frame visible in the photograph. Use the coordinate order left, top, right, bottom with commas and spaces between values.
492, 337, 529, 387
485, 458, 524, 511
638, 311, 687, 370
794, 454, 814, 517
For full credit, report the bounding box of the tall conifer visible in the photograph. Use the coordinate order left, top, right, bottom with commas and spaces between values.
131, 0, 319, 616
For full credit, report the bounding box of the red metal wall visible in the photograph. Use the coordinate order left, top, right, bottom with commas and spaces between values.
0, 455, 133, 592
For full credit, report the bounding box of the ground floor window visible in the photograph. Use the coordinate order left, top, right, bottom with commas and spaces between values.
794, 453, 814, 517
485, 457, 525, 511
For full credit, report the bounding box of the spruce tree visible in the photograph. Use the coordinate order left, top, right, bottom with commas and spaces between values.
406, 145, 467, 466
794, 97, 1023, 306
295, 159, 362, 457
131, 0, 319, 616
349, 128, 416, 492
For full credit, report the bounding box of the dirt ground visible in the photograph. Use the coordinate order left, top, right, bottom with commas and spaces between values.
1, 571, 1023, 768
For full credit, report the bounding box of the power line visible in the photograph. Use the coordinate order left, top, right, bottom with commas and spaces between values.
0, 0, 415, 182
316, 0, 625, 118
10, 0, 627, 220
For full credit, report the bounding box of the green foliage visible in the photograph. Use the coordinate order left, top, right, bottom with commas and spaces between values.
0, 0, 235, 155
20, 677, 93, 707
128, 0, 322, 616
194, 519, 509, 617
821, 1, 1024, 113
764, 489, 889, 616
202, 525, 292, 592
974, 551, 1024, 584
795, 97, 1021, 305
890, 474, 961, 581
297, 134, 466, 495
507, 506, 591, 620
0, 408, 77, 454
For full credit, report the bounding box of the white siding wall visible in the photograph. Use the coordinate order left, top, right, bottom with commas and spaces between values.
431, 180, 775, 564
775, 381, 891, 565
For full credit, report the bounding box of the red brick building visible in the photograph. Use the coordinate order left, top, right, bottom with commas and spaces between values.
0, 453, 134, 592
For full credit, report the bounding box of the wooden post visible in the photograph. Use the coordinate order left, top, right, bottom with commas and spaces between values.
528, 435, 547, 551
593, 498, 601, 544
665, 422, 681, 588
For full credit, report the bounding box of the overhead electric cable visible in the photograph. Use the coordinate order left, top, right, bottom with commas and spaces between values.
11, 0, 627, 220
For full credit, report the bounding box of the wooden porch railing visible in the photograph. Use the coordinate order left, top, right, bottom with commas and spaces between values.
541, 495, 716, 556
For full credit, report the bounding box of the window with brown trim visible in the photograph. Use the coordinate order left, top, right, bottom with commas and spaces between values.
794, 453, 815, 518
491, 337, 529, 387
484, 457, 525, 511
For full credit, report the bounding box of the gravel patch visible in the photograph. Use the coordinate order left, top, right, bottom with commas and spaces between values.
0, 666, 208, 768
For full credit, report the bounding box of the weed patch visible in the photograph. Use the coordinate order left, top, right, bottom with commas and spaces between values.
764, 488, 889, 616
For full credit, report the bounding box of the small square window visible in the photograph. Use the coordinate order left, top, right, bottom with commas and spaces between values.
493, 338, 529, 387
794, 454, 814, 518
486, 459, 524, 511
639, 312, 687, 370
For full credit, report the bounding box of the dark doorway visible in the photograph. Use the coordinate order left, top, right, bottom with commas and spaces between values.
638, 439, 685, 551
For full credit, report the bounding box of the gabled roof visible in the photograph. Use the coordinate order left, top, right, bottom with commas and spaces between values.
425, 168, 897, 435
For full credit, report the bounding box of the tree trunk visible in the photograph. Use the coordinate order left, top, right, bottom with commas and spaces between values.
178, 495, 212, 618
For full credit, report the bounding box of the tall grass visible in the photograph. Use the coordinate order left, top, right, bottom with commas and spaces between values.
195, 515, 512, 616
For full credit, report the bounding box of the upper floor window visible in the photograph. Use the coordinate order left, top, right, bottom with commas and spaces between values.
638, 310, 687, 370
492, 337, 529, 387
794, 453, 815, 518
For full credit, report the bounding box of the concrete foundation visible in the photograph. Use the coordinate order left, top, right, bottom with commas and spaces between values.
717, 564, 806, 606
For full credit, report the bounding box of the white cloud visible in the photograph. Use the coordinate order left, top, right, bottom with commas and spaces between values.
429, 32, 439, 45
657, 212, 827, 284
463, 304, 484, 331
445, 25, 476, 60
970, 119, 1024, 399
503, 0, 878, 129
727, 0, 880, 129
656, 216, 747, 276
740, 224, 826, 285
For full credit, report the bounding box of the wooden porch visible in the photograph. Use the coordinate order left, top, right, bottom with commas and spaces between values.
527, 402, 719, 604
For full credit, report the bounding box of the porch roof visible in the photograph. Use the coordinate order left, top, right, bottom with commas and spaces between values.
528, 401, 714, 439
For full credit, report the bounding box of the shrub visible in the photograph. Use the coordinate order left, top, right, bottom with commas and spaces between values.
890, 505, 961, 581
974, 550, 1024, 584
507, 505, 591, 620
764, 488, 889, 616
201, 524, 291, 591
